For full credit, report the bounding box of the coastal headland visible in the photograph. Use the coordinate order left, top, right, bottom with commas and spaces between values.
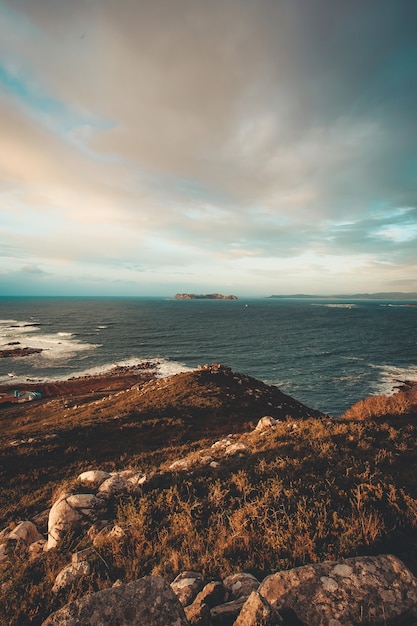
1, 364, 417, 625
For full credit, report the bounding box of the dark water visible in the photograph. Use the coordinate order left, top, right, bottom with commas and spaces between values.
1, 296, 416, 416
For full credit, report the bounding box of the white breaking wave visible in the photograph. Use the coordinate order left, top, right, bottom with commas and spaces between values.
369, 363, 417, 396
0, 355, 194, 386
0, 319, 100, 378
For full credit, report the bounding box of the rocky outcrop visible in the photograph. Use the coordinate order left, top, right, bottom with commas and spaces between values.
42, 576, 189, 625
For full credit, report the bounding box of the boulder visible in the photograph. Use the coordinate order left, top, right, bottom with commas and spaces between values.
224, 442, 249, 456
52, 560, 91, 593
77, 470, 110, 487
97, 474, 129, 498
257, 554, 417, 626
0, 521, 44, 562
8, 521, 43, 545
223, 573, 260, 601
255, 416, 277, 431
42, 575, 189, 626
194, 581, 226, 608
46, 493, 106, 550
171, 570, 205, 607
185, 601, 213, 625
233, 591, 283, 626
169, 458, 192, 472
210, 598, 246, 625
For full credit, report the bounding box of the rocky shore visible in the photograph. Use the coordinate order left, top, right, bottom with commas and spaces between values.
0, 346, 43, 358
0, 361, 158, 404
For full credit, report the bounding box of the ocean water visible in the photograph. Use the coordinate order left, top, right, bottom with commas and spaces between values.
0, 296, 416, 416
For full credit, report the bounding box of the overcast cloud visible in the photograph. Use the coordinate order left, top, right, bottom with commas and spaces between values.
1, 0, 416, 296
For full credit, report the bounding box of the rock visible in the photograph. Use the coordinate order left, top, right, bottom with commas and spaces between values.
52, 560, 91, 593
223, 573, 260, 601
0, 544, 7, 562
42, 575, 189, 625
169, 458, 192, 472
97, 474, 129, 497
255, 416, 277, 431
224, 442, 249, 456
210, 598, 246, 625
200, 455, 215, 465
194, 581, 226, 608
185, 601, 213, 626
212, 439, 233, 450
93, 524, 126, 547
257, 554, 417, 626
171, 570, 205, 607
126, 472, 147, 492
233, 591, 283, 626
77, 470, 110, 487
8, 521, 43, 545
0, 521, 45, 562
46, 493, 106, 550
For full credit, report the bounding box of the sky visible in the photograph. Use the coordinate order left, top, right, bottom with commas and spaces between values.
1, 0, 417, 297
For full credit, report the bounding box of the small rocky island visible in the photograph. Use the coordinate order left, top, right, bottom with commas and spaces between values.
0, 345, 43, 358
174, 293, 238, 300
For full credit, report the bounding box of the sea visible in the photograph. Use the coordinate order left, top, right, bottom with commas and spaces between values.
0, 296, 416, 417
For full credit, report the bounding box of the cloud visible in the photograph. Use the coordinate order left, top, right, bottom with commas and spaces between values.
0, 0, 416, 294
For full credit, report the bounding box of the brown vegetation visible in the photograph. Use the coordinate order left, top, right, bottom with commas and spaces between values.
342, 381, 417, 420
2, 366, 417, 625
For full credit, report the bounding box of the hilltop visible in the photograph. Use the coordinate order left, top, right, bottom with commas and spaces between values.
1, 365, 417, 624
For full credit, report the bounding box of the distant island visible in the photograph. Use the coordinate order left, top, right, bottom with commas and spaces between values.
174, 293, 238, 300
269, 292, 417, 300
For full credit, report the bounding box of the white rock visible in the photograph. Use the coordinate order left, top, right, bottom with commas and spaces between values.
8, 521, 43, 545
77, 470, 110, 487
97, 474, 129, 497
255, 416, 277, 431
169, 459, 191, 471
46, 493, 105, 550
225, 442, 249, 456
200, 456, 214, 465
211, 439, 232, 449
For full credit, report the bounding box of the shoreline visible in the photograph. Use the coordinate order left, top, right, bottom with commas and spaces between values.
0, 362, 159, 405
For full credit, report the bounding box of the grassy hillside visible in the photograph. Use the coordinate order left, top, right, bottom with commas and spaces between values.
1, 365, 417, 625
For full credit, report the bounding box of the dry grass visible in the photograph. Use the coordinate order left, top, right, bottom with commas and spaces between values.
342, 383, 417, 420
2, 372, 417, 625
